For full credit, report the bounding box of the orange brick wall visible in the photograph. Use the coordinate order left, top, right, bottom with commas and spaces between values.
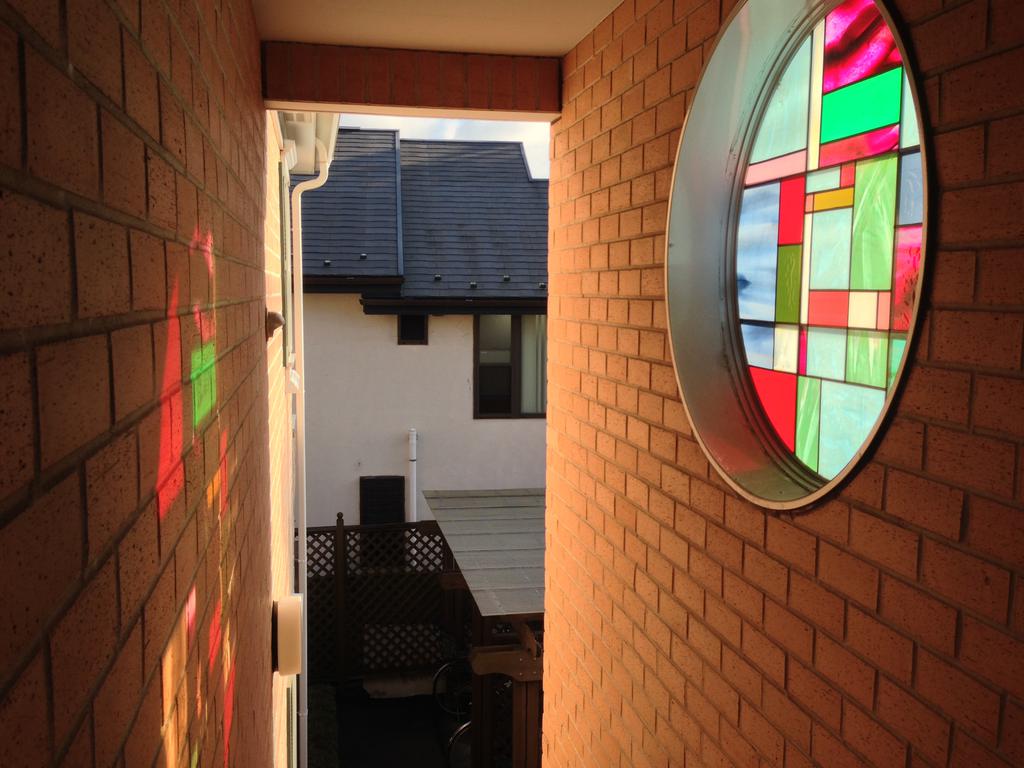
0, 0, 281, 765
544, 1, 1024, 767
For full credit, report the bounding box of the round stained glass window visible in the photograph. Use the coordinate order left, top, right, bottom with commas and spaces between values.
665, 0, 927, 509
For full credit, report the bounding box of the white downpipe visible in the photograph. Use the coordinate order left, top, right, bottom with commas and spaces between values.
290, 138, 330, 768
407, 428, 418, 522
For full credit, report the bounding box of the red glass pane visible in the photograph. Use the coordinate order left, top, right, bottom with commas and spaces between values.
893, 226, 922, 331
840, 162, 857, 187
798, 327, 808, 375
779, 177, 806, 245
808, 291, 851, 327
750, 367, 798, 451
876, 291, 891, 330
824, 0, 902, 93
820, 125, 899, 167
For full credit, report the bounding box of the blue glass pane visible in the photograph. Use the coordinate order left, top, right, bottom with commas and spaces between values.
819, 381, 885, 479
809, 208, 852, 289
737, 184, 781, 321
898, 151, 923, 225
741, 323, 775, 368
806, 327, 846, 381
751, 38, 812, 163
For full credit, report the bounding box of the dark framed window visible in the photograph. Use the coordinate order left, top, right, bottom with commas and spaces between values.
397, 314, 428, 345
474, 314, 546, 418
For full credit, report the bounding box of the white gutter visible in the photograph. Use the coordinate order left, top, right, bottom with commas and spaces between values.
290, 136, 331, 768
407, 428, 417, 522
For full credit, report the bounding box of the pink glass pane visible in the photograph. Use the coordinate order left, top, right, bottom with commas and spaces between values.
893, 226, 922, 331
819, 124, 899, 168
745, 150, 807, 186
824, 0, 902, 93
798, 327, 808, 375
876, 291, 891, 330
808, 291, 851, 327
750, 367, 798, 451
779, 177, 806, 245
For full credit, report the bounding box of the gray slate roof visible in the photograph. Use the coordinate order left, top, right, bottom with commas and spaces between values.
299, 129, 400, 277
301, 128, 548, 301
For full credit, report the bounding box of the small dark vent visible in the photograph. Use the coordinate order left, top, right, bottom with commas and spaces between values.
359, 476, 405, 525
398, 314, 428, 345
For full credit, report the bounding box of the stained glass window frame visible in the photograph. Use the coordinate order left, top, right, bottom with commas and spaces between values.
664, 0, 928, 510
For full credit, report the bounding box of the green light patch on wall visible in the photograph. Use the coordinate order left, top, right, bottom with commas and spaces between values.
191, 341, 217, 427
820, 67, 902, 145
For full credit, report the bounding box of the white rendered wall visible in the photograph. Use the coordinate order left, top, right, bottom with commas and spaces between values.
304, 293, 547, 526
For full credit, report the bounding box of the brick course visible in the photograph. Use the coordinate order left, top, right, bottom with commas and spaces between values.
545, 1, 1024, 766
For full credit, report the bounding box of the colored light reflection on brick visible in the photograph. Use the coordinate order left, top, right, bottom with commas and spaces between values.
191, 341, 217, 427
186, 585, 198, 641
157, 284, 185, 520
223, 661, 236, 768
208, 598, 223, 674
219, 431, 229, 518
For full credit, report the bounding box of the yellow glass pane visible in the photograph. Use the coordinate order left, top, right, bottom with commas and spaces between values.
813, 187, 855, 211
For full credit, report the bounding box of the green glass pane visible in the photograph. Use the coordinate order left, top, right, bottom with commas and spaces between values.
806, 327, 846, 381
796, 376, 821, 473
900, 70, 920, 150
846, 330, 887, 388
809, 208, 852, 289
819, 381, 885, 479
776, 245, 802, 323
751, 38, 812, 163
851, 155, 897, 289
889, 336, 907, 387
820, 67, 903, 144
806, 167, 841, 193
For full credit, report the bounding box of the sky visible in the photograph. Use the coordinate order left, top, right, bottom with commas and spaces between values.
338, 114, 551, 179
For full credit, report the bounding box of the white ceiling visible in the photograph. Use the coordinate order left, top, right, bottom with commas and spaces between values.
252, 0, 621, 57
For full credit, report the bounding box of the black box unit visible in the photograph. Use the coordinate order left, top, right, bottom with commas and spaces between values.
359, 475, 405, 525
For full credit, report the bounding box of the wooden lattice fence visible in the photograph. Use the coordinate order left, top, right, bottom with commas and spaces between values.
305, 525, 339, 683
304, 515, 458, 683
